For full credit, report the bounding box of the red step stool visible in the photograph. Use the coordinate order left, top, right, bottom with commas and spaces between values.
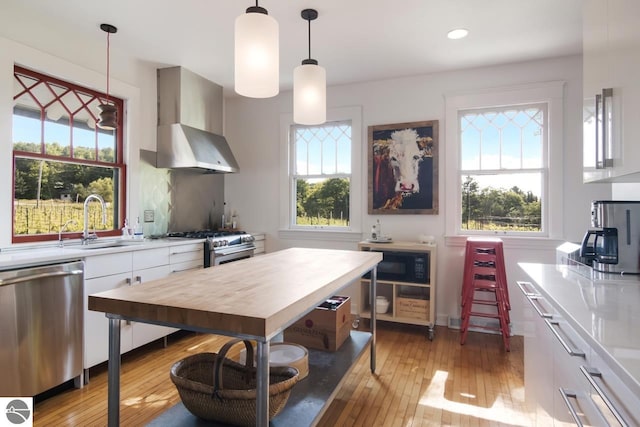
460, 238, 511, 351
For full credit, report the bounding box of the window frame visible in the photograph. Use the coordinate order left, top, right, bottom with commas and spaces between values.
12, 65, 126, 244
279, 106, 362, 242
289, 119, 353, 231
458, 102, 548, 236
444, 81, 565, 240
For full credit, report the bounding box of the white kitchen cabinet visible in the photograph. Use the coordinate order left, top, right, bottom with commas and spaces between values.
253, 233, 265, 255
583, 0, 640, 182
169, 242, 204, 273
586, 351, 640, 426
130, 248, 174, 348
519, 282, 555, 424
519, 280, 639, 425
84, 252, 134, 370
84, 247, 176, 373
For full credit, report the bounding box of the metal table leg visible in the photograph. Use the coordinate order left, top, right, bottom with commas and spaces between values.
107, 317, 121, 427
370, 267, 377, 373
256, 340, 270, 427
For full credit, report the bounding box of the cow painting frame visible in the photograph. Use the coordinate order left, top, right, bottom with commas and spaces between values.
368, 120, 439, 215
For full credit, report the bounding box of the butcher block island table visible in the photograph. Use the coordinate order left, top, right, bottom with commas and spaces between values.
89, 247, 382, 427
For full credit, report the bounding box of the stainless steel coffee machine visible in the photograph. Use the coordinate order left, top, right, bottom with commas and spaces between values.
580, 200, 640, 274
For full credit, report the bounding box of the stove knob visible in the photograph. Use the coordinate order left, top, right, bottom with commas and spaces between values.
222, 240, 228, 247
213, 241, 220, 248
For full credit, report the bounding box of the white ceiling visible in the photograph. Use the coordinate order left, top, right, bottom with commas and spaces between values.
1, 0, 583, 96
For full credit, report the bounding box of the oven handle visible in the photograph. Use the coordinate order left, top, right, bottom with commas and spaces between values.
214, 245, 256, 256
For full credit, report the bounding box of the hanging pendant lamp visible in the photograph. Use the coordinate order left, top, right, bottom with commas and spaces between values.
97, 23, 118, 130
294, 9, 326, 125
235, 1, 279, 98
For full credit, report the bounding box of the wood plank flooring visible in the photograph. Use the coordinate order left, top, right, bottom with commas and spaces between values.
33, 324, 533, 426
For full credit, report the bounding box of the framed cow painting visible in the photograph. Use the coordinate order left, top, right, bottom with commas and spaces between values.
368, 120, 439, 215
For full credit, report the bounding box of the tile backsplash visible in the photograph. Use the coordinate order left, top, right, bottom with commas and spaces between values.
139, 150, 225, 235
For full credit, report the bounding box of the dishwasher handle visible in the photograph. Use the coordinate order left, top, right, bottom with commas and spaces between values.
0, 269, 83, 286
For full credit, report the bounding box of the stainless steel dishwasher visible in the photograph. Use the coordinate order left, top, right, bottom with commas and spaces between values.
0, 260, 84, 396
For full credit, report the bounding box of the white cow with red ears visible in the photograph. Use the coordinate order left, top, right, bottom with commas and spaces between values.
388, 128, 427, 194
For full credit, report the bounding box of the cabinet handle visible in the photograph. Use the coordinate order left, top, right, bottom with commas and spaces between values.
171, 265, 203, 273
545, 319, 586, 357
527, 295, 553, 319
516, 281, 539, 297
595, 88, 614, 170
580, 366, 630, 427
558, 388, 584, 427
602, 88, 613, 168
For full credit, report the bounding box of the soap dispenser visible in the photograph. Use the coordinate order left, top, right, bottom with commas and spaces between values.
134, 217, 143, 239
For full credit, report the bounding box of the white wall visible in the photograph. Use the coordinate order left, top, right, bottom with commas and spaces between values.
224, 55, 613, 334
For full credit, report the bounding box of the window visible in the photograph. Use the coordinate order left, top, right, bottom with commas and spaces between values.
279, 106, 362, 239
12, 66, 125, 243
445, 82, 565, 238
459, 104, 546, 234
290, 121, 352, 228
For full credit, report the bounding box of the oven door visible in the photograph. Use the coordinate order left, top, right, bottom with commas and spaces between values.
211, 245, 255, 266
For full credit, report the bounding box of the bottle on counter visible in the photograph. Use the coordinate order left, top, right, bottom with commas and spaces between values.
134, 217, 143, 239
122, 219, 130, 238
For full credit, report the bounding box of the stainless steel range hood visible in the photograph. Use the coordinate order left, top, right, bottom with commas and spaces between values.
156, 66, 239, 173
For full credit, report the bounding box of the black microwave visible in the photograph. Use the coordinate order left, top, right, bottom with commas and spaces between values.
364, 251, 429, 284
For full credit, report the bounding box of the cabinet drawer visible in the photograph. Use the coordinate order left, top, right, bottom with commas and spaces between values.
84, 252, 132, 279
133, 248, 170, 270
170, 244, 204, 264
170, 260, 203, 274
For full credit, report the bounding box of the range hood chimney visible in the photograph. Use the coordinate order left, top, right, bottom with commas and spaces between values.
156, 66, 239, 173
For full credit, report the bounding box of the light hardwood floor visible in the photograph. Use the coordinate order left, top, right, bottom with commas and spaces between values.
34, 324, 533, 426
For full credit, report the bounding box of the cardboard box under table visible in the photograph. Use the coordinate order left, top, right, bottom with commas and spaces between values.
284, 296, 351, 351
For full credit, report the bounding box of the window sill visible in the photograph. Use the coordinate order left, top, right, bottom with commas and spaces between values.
279, 229, 364, 243
444, 234, 565, 251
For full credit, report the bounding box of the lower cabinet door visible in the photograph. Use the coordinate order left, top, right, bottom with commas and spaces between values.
84, 272, 133, 369
131, 264, 176, 348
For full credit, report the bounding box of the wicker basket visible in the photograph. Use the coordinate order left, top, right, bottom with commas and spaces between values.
170, 339, 300, 426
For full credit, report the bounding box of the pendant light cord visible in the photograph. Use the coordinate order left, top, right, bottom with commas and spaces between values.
307, 19, 312, 60
106, 31, 111, 102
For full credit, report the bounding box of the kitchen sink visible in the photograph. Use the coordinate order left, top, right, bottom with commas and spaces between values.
76, 239, 145, 250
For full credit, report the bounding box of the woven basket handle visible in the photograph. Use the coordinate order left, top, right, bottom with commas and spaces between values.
213, 339, 254, 392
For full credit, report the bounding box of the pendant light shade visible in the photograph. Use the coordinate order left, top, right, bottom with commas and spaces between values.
294, 63, 326, 125
294, 9, 326, 125
97, 23, 118, 130
234, 3, 279, 98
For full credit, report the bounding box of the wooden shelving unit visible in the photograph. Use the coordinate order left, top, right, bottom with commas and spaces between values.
358, 241, 437, 340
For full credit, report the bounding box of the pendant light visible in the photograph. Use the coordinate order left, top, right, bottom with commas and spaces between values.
97, 23, 118, 130
235, 1, 279, 98
294, 9, 326, 125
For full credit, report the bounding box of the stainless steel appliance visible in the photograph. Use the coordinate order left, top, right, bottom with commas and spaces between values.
0, 261, 84, 396
580, 200, 640, 274
167, 230, 256, 267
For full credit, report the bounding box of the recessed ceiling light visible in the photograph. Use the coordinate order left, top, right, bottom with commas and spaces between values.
447, 28, 469, 40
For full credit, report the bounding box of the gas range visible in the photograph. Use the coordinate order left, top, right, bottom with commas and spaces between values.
166, 230, 256, 267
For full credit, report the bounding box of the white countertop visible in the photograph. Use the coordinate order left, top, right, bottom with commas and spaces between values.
519, 262, 640, 397
0, 238, 205, 270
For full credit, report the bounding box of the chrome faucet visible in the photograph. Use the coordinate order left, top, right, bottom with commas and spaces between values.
82, 194, 107, 244
58, 219, 78, 248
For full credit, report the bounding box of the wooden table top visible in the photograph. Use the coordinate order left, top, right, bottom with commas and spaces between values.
88, 247, 382, 340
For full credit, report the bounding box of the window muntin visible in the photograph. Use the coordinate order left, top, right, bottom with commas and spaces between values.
12, 66, 125, 243
290, 121, 352, 228
459, 104, 546, 234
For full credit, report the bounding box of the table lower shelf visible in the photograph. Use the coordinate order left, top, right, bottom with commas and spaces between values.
147, 330, 372, 427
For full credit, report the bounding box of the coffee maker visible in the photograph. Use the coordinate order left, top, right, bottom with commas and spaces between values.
580, 200, 640, 274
